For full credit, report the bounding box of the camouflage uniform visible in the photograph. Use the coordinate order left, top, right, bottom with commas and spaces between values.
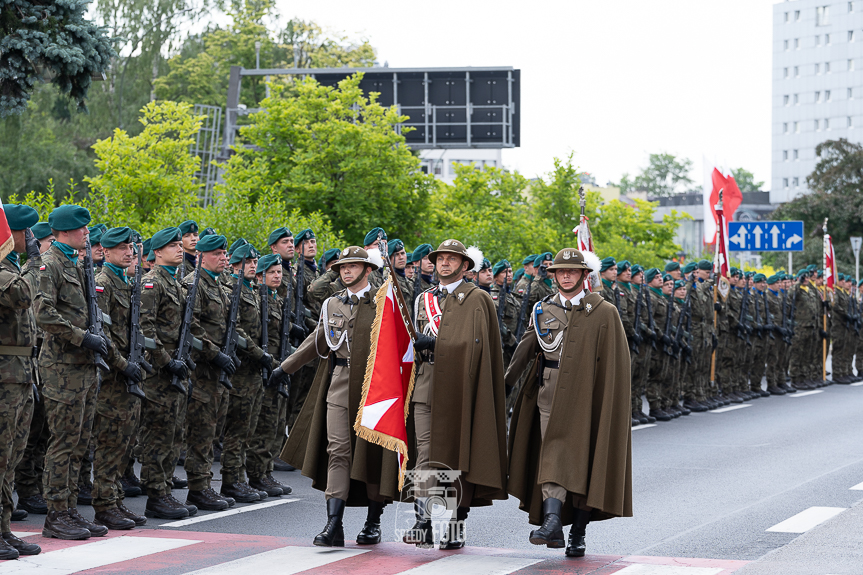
645, 288, 671, 412
765, 288, 785, 389
139, 265, 189, 498
527, 276, 555, 309
0, 254, 40, 532
789, 284, 819, 385
220, 276, 264, 486
629, 283, 653, 414
91, 266, 140, 512
491, 282, 520, 413
288, 259, 320, 429
831, 287, 851, 380
36, 244, 99, 511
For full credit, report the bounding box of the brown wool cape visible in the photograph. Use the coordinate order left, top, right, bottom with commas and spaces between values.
420, 280, 509, 506
280, 290, 401, 506
506, 291, 633, 525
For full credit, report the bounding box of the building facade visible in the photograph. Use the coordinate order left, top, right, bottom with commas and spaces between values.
773, 0, 863, 203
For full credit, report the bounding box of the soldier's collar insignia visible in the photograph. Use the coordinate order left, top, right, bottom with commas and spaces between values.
457, 292, 465, 302
585, 302, 593, 312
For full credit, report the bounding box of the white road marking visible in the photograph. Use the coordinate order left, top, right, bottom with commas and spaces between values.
0, 535, 199, 574
182, 546, 367, 574
849, 481, 863, 490
10, 532, 39, 538
710, 404, 752, 414
766, 506, 846, 533
160, 498, 300, 527
632, 424, 657, 431
614, 566, 723, 575
395, 555, 542, 575
787, 390, 824, 398
850, 380, 863, 387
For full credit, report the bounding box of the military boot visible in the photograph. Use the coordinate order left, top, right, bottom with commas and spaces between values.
117, 502, 147, 526
94, 507, 136, 530
187, 489, 229, 511
2, 532, 40, 555
402, 498, 434, 548
11, 507, 27, 521
313, 498, 346, 547
249, 476, 282, 497
529, 497, 565, 548
273, 457, 295, 472
440, 506, 469, 550
356, 501, 386, 544
145, 495, 189, 519
649, 408, 672, 422
77, 481, 94, 506
68, 508, 108, 537
41, 510, 91, 540
566, 508, 590, 558
265, 473, 292, 495
221, 482, 259, 503
203, 487, 233, 507
17, 493, 47, 514
172, 476, 188, 489
767, 385, 787, 395
0, 537, 19, 560
169, 494, 198, 516
120, 468, 142, 497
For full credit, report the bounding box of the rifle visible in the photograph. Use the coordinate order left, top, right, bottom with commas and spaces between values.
218, 258, 246, 390
613, 282, 622, 317
780, 288, 791, 344
631, 282, 643, 354
412, 264, 422, 323
752, 288, 763, 339
293, 244, 307, 346
663, 290, 675, 356
514, 273, 534, 341
788, 285, 798, 341
83, 240, 110, 375
127, 242, 153, 399
173, 256, 201, 396
673, 278, 694, 359
272, 275, 293, 399
496, 274, 509, 347
738, 279, 751, 343
683, 279, 695, 363
763, 290, 776, 340
260, 280, 270, 385
644, 282, 657, 350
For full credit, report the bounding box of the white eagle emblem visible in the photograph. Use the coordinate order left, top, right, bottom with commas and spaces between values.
563, 251, 572, 260
342, 248, 350, 256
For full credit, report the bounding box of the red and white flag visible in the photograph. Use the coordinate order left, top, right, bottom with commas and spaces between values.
713, 196, 730, 279
354, 275, 416, 490
824, 232, 836, 290
575, 214, 596, 291
703, 164, 743, 244
0, 205, 14, 261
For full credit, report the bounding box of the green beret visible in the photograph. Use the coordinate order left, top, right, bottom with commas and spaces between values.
600, 256, 616, 272
522, 254, 537, 265
697, 259, 712, 271
142, 238, 151, 253
663, 273, 673, 282
492, 260, 511, 277
616, 260, 631, 273
806, 264, 817, 271
178, 220, 198, 235
256, 253, 281, 273
644, 268, 661, 283
412, 243, 433, 261
31, 222, 52, 239
150, 227, 182, 251
730, 266, 739, 274
753, 273, 766, 282
816, 269, 824, 278
664, 261, 681, 272
295, 228, 315, 243
388, 239, 405, 257
674, 280, 686, 290
364, 227, 386, 246
479, 257, 491, 271
534, 252, 553, 267
767, 275, 779, 285
859, 278, 863, 287
682, 262, 697, 274
405, 251, 414, 263
839, 273, 846, 281
3, 204, 39, 231
200, 227, 217, 238
48, 205, 91, 232
87, 225, 103, 245
267, 227, 292, 246
229, 243, 258, 264
631, 264, 644, 275
322, 248, 341, 265
147, 250, 155, 262
101, 227, 133, 248
513, 267, 525, 281
228, 238, 248, 255
197, 234, 227, 252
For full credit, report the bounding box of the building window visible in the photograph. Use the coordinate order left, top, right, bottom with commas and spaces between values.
784, 122, 789, 133
784, 94, 790, 105
796, 10, 801, 21
827, 33, 832, 44
793, 177, 800, 186
817, 6, 830, 26
816, 63, 821, 74
850, 87, 854, 99
783, 178, 789, 188
795, 121, 800, 132
795, 38, 800, 49
784, 67, 789, 78
816, 35, 822, 46
785, 39, 790, 50
794, 150, 799, 160
794, 66, 799, 77
826, 90, 832, 101
851, 31, 856, 42
794, 94, 800, 105
785, 12, 789, 22
826, 118, 831, 130
850, 59, 856, 71
784, 150, 789, 160
816, 119, 821, 131
816, 91, 822, 102
850, 1, 855, 12
849, 116, 854, 127
826, 61, 831, 72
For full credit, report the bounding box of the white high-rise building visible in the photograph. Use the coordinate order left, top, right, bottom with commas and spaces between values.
773, 0, 863, 203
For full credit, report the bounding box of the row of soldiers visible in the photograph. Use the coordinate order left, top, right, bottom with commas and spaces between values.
594, 257, 863, 426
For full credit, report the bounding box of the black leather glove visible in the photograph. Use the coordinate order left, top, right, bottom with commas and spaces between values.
259, 352, 273, 370
122, 362, 143, 383
82, 332, 108, 355
822, 300, 831, 309
24, 228, 40, 260
661, 333, 672, 346
714, 302, 722, 312
268, 366, 290, 388
213, 352, 236, 375
711, 333, 718, 350
819, 329, 829, 339
289, 324, 307, 340
633, 334, 643, 346
166, 359, 189, 379
413, 334, 436, 353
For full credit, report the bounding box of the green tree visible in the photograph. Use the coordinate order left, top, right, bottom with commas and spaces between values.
593, 198, 690, 268
730, 168, 764, 193
529, 153, 584, 247
231, 74, 435, 243
633, 153, 694, 197
83, 101, 203, 231
0, 0, 114, 117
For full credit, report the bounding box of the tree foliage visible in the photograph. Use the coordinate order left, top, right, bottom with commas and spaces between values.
730, 167, 764, 193
633, 153, 694, 197
0, 0, 114, 117
529, 153, 584, 248
593, 198, 690, 268
232, 74, 435, 244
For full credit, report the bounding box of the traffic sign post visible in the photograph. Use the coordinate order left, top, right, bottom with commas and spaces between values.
851, 236, 862, 286
727, 221, 804, 252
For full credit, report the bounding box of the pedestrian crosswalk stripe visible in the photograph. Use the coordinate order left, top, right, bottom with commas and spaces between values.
849, 481, 863, 490
787, 390, 824, 398
10, 532, 39, 538
614, 566, 723, 575
766, 506, 846, 533
0, 535, 200, 574
160, 498, 300, 528
710, 404, 752, 414
632, 424, 657, 431
181, 545, 367, 574
394, 555, 542, 575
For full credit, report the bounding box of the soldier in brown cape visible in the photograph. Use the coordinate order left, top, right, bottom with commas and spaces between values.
270, 247, 399, 547
406, 239, 507, 550
506, 248, 633, 558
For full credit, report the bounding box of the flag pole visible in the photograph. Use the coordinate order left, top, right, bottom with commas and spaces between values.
376, 232, 417, 340
710, 190, 723, 388
822, 218, 828, 382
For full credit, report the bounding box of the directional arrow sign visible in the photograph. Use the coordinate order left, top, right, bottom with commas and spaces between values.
727, 221, 804, 252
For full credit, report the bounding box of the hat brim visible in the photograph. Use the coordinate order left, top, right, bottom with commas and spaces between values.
547, 263, 591, 271
428, 249, 477, 270
331, 257, 379, 272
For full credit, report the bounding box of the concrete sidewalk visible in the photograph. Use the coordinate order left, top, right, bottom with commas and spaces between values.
737, 497, 863, 575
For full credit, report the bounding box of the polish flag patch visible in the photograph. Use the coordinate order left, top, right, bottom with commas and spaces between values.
144, 283, 155, 289
39, 265, 46, 270
95, 286, 104, 293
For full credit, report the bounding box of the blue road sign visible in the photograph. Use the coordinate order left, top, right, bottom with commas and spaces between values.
727, 221, 804, 252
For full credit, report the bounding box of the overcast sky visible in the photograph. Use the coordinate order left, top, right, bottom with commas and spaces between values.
277, 0, 778, 189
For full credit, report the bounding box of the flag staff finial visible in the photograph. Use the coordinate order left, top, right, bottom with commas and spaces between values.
578, 186, 586, 217
823, 217, 829, 234
715, 188, 724, 212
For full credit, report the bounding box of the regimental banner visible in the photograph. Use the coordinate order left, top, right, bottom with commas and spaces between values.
0, 204, 13, 261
